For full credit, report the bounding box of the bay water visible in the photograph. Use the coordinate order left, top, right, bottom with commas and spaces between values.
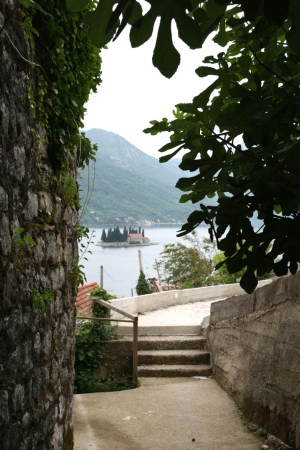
79, 225, 210, 298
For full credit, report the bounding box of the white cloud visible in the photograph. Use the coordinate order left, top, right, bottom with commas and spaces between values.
84, 18, 220, 158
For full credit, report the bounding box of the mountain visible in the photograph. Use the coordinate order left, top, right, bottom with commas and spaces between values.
78, 129, 206, 226
82, 128, 181, 187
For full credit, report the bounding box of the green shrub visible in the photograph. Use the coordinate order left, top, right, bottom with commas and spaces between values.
136, 270, 152, 295
74, 287, 115, 393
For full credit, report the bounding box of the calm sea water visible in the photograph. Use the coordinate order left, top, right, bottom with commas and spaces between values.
79, 225, 210, 298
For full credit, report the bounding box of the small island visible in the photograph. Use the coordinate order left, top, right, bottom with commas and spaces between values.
96, 226, 153, 247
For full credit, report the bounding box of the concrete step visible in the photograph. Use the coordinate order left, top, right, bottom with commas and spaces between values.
138, 364, 212, 377
138, 350, 210, 365
115, 325, 202, 336
137, 335, 207, 351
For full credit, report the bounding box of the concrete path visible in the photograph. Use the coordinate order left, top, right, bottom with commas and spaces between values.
74, 377, 262, 450
115, 299, 223, 335
121, 300, 221, 327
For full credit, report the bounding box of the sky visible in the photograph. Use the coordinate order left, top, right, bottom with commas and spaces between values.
83, 17, 220, 158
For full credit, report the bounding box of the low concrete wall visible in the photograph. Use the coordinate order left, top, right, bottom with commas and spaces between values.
110, 279, 272, 319
207, 273, 300, 449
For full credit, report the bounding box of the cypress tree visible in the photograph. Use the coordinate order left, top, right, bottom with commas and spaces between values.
123, 226, 128, 242
136, 270, 151, 295
101, 229, 107, 242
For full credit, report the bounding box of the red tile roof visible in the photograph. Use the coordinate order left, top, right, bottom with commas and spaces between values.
76, 282, 98, 314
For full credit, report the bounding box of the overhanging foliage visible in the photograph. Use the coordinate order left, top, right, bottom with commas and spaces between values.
67, 0, 300, 293
18, 0, 102, 169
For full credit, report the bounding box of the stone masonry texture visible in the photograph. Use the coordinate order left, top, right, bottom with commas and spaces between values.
207, 272, 300, 449
94, 340, 133, 384
0, 2, 78, 448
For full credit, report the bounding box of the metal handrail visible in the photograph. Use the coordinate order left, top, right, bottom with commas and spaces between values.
77, 298, 138, 386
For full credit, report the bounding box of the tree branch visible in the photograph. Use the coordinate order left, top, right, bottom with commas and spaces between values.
249, 46, 300, 92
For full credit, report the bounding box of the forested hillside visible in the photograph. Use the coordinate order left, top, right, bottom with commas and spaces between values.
79, 129, 210, 224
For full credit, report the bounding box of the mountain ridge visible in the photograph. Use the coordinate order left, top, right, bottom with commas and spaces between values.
79, 129, 205, 225
83, 128, 182, 187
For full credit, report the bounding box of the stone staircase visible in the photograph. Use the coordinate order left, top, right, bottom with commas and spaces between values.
137, 335, 212, 377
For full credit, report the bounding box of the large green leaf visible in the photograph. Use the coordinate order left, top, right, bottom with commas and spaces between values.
176, 174, 201, 189
159, 146, 185, 162
84, 0, 119, 47
205, 0, 226, 19
105, 0, 131, 36
240, 0, 259, 21
133, 0, 202, 76
174, 10, 203, 49
130, 8, 158, 47
195, 66, 219, 77
263, 0, 290, 25
226, 255, 248, 274
273, 257, 289, 277
66, 0, 90, 10
213, 16, 228, 47
152, 15, 180, 78
81, 0, 203, 77
286, 25, 300, 52
193, 77, 224, 108
240, 268, 258, 294
193, 7, 209, 23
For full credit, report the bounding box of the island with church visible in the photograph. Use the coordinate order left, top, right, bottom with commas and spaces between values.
96, 226, 154, 247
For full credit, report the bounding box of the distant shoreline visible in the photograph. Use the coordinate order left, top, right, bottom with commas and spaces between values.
81, 222, 186, 228
96, 241, 158, 247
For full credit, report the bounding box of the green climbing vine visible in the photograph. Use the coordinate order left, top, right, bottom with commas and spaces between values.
11, 0, 103, 289
19, 0, 101, 170
31, 288, 55, 315
12, 228, 36, 255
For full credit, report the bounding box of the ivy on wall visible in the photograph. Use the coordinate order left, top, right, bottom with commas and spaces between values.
19, 0, 101, 170
8, 0, 104, 290
75, 287, 115, 393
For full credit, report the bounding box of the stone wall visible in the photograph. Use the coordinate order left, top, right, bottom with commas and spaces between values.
207, 272, 300, 449
94, 340, 133, 384
0, 2, 78, 448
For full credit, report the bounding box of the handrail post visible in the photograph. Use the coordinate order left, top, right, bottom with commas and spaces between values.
132, 316, 138, 387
